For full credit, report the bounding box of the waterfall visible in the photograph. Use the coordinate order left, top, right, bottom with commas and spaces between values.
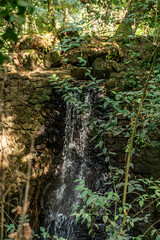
43, 93, 92, 239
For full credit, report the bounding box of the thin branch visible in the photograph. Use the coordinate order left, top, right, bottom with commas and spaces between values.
0, 67, 7, 240
18, 137, 34, 239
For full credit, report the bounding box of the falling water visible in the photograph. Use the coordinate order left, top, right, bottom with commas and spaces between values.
43, 93, 92, 239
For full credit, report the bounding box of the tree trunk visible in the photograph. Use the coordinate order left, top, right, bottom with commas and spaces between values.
63, 8, 68, 37
47, 0, 56, 29
63, 8, 67, 29
113, 0, 142, 38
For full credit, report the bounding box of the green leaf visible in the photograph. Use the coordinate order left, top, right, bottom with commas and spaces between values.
82, 191, 88, 200
139, 200, 144, 208
128, 184, 134, 193
72, 205, 80, 211
98, 140, 103, 149
74, 179, 82, 182
149, 186, 158, 190
130, 221, 134, 227
17, 0, 33, 12
107, 192, 113, 199
151, 229, 156, 237
17, 0, 29, 7
0, 53, 5, 65
103, 148, 107, 154
86, 197, 93, 206
40, 227, 45, 232
103, 101, 108, 108
103, 216, 108, 224
118, 207, 122, 214
136, 236, 142, 240
10, 14, 25, 25
105, 156, 110, 163
2, 27, 18, 41
156, 235, 160, 240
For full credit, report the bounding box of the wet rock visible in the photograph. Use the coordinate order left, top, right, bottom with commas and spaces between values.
134, 146, 160, 177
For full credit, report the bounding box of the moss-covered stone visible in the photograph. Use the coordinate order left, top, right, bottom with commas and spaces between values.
92, 58, 110, 79
66, 50, 88, 66
106, 78, 117, 89
21, 49, 43, 70
71, 67, 88, 80
44, 51, 62, 68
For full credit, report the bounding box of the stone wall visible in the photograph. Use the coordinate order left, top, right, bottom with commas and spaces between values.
0, 69, 72, 229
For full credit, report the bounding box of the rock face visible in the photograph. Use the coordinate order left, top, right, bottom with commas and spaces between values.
39, 92, 109, 240
133, 132, 160, 177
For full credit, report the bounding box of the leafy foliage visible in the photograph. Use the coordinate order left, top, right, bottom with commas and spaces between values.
71, 177, 160, 239
0, 0, 33, 64
48, 27, 160, 239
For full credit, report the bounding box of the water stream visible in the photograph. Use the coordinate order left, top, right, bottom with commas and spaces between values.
41, 90, 110, 240
43, 94, 92, 239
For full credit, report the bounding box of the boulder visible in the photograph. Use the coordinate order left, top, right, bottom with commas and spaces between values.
44, 51, 62, 68
20, 49, 43, 70
106, 78, 117, 89
91, 58, 111, 79
71, 67, 88, 80
17, 33, 56, 52
88, 50, 108, 65
106, 60, 120, 73
66, 50, 88, 66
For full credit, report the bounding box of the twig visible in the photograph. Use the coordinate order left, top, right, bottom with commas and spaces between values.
18, 137, 34, 239
0, 67, 7, 240
143, 219, 160, 236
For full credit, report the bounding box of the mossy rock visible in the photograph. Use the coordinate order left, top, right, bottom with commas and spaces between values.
17, 33, 56, 52
71, 67, 88, 80
44, 51, 62, 68
106, 60, 120, 72
66, 50, 88, 66
20, 49, 43, 70
92, 58, 110, 79
106, 78, 117, 89
134, 137, 160, 178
